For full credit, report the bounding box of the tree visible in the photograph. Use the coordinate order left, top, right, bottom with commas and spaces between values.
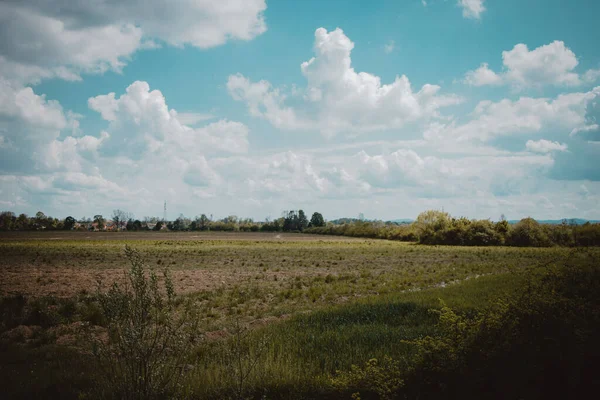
153, 221, 163, 231
64, 216, 76, 230
283, 210, 298, 231
0, 211, 15, 231
94, 214, 105, 230
112, 209, 132, 231
16, 213, 28, 230
310, 212, 325, 228
168, 214, 190, 231
414, 210, 451, 244
298, 210, 309, 231
35, 211, 47, 230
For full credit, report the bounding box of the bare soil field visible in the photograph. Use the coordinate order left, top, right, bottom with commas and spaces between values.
0, 231, 360, 242
1, 231, 567, 304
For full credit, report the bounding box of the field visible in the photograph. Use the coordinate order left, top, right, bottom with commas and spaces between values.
0, 232, 597, 399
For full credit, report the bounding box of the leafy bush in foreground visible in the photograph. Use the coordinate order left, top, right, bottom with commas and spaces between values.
89, 246, 201, 400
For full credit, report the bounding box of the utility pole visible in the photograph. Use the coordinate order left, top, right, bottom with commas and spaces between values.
163, 200, 167, 223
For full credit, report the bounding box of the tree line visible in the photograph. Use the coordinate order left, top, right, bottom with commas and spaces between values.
305, 210, 600, 247
2, 208, 598, 246
0, 209, 326, 232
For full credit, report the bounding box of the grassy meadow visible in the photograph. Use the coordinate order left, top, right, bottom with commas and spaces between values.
1, 231, 597, 399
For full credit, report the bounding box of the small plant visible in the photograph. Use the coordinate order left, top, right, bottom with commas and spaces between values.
89, 245, 201, 399
225, 318, 270, 400
331, 356, 404, 400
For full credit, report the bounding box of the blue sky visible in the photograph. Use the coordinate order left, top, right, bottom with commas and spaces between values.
0, 0, 599, 221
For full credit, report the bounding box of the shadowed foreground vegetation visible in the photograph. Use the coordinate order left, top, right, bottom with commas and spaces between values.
1, 235, 599, 399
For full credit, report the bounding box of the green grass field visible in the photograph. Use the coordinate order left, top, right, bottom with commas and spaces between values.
0, 232, 596, 399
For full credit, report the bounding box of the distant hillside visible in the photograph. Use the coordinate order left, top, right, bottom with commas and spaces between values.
330, 218, 599, 226
329, 218, 412, 225
507, 218, 600, 225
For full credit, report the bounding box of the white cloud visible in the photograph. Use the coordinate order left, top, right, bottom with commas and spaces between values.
384, 40, 395, 54
0, 78, 85, 173
88, 93, 118, 121
175, 112, 215, 126
526, 139, 568, 153
463, 63, 502, 86
503, 41, 580, 87
0, 0, 267, 84
464, 41, 600, 89
228, 27, 462, 137
183, 157, 221, 187
340, 148, 555, 199
458, 0, 486, 20
583, 69, 600, 84
227, 74, 308, 131
425, 87, 600, 144
89, 81, 249, 159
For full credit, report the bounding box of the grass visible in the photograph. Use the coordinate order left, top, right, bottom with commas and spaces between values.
1, 232, 595, 399
187, 272, 528, 399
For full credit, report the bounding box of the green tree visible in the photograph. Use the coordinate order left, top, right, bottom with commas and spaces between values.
0, 211, 15, 231
508, 218, 551, 247
310, 212, 326, 228
64, 216, 76, 230
414, 210, 452, 244
35, 211, 47, 230
16, 213, 28, 230
298, 210, 309, 231
94, 214, 105, 230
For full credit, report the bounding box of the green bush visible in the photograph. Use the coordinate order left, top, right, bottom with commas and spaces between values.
89, 246, 201, 400
507, 217, 552, 247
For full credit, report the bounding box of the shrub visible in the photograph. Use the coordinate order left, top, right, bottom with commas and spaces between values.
508, 218, 552, 247
89, 246, 201, 399
402, 250, 600, 399
331, 356, 404, 400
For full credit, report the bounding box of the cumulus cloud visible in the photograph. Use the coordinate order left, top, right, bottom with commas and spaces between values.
228, 27, 462, 136
463, 63, 502, 86
458, 0, 486, 20
0, 77, 90, 173
425, 87, 600, 144
89, 81, 250, 159
0, 0, 267, 84
526, 139, 568, 153
464, 41, 600, 88
183, 157, 221, 187
339, 147, 556, 199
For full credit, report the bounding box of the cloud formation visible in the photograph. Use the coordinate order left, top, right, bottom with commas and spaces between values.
464, 41, 600, 88
0, 0, 267, 84
228, 28, 462, 137
458, 0, 486, 20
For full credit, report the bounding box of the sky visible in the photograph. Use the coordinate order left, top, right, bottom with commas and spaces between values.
0, 0, 599, 222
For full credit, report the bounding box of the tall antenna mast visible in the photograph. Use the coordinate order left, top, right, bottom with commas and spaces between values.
163, 200, 167, 222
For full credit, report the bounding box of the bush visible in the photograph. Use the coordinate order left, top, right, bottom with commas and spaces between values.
89, 246, 201, 399
508, 218, 552, 247
331, 356, 404, 400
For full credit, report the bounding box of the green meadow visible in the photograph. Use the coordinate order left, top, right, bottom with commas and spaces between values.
1, 232, 597, 399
